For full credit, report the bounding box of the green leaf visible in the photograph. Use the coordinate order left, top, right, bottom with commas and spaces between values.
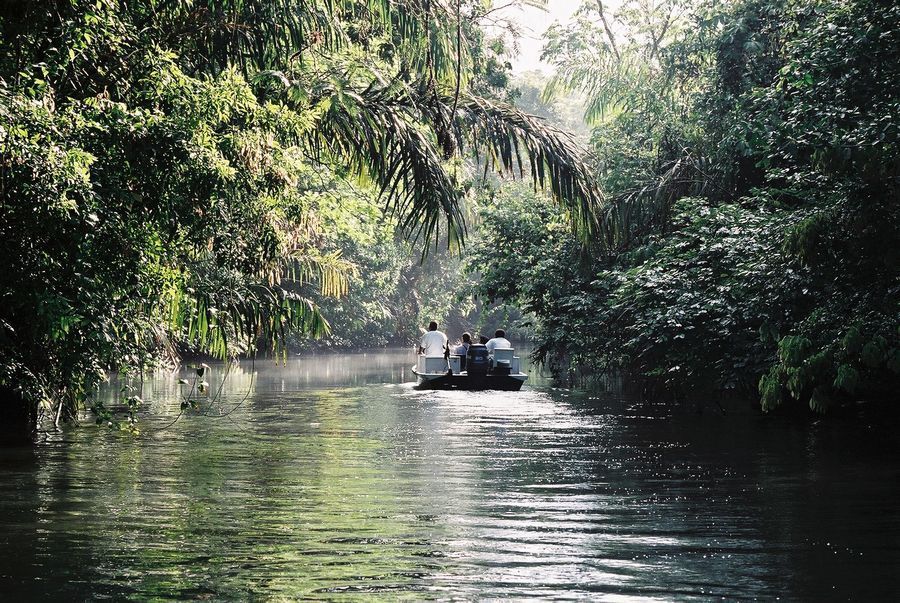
833, 364, 859, 394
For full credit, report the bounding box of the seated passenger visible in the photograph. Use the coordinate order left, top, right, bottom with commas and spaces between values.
455, 332, 472, 370
418, 321, 448, 357
485, 329, 511, 354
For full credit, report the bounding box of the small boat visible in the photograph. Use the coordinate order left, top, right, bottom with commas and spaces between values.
411, 344, 528, 391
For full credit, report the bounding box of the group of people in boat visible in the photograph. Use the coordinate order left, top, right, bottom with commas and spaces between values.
417, 320, 511, 370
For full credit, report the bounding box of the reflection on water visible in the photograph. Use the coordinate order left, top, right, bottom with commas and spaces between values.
1, 349, 899, 599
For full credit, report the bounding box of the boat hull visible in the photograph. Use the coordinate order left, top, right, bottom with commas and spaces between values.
412, 368, 527, 391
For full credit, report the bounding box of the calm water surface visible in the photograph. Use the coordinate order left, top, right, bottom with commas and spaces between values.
1, 349, 899, 600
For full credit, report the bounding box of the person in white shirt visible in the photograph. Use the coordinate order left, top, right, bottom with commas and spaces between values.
485, 329, 511, 353
419, 321, 448, 356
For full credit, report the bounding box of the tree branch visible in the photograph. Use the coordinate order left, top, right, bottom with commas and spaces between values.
596, 0, 620, 63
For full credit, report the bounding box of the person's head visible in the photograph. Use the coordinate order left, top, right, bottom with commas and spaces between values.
494, 329, 505, 338
461, 332, 471, 343
428, 321, 438, 331
479, 335, 489, 344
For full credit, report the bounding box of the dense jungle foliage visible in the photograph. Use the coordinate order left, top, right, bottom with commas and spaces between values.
1, 0, 897, 438
468, 0, 899, 412
0, 0, 603, 437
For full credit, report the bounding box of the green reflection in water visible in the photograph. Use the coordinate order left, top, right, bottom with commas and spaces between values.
39, 382, 453, 599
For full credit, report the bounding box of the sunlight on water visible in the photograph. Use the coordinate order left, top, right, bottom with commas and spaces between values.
1, 349, 899, 599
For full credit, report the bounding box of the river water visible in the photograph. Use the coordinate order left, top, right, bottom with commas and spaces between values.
1, 348, 899, 600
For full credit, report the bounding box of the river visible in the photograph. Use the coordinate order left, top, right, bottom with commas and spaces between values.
1, 348, 899, 599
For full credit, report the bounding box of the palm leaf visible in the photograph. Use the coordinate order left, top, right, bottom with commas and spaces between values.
295, 76, 604, 250
306, 80, 467, 251
130, 0, 463, 79
451, 94, 604, 244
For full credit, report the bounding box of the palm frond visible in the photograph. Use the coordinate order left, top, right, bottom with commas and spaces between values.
162, 269, 330, 360
364, 0, 465, 83
452, 95, 604, 243
600, 150, 721, 250
287, 250, 355, 297
307, 81, 467, 251
131, 0, 465, 80
255, 50, 604, 252
294, 76, 605, 250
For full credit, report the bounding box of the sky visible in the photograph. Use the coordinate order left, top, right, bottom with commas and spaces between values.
490, 0, 584, 74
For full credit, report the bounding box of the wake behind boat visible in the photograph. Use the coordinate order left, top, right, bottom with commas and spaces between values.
412, 343, 528, 391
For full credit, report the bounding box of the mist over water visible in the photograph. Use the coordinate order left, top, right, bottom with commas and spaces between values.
1, 349, 898, 599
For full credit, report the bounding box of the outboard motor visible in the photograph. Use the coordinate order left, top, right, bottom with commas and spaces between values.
466, 344, 490, 378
